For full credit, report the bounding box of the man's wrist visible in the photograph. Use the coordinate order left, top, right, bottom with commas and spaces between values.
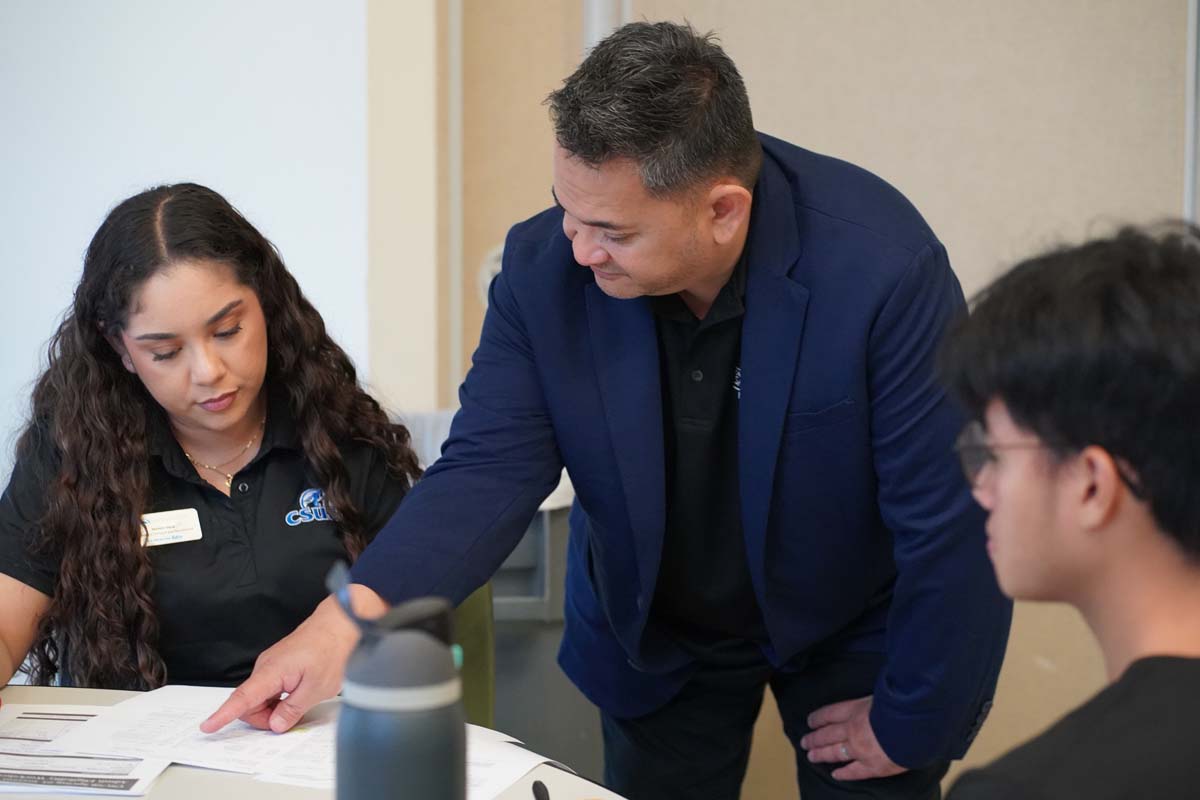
867, 695, 950, 769
309, 585, 388, 649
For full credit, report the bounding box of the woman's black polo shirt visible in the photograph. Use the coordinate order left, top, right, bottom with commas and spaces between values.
0, 395, 408, 687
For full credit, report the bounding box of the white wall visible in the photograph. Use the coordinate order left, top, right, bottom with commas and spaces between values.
0, 0, 369, 481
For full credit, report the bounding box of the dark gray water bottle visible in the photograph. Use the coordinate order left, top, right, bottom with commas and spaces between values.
328, 564, 466, 800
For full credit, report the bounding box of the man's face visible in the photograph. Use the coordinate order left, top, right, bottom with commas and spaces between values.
552, 146, 721, 300
970, 400, 1083, 601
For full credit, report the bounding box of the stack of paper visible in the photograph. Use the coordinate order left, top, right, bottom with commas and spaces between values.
0, 705, 169, 795
42, 685, 560, 798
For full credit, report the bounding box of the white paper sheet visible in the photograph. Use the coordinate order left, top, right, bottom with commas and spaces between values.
53, 685, 561, 798
52, 685, 329, 774
0, 705, 169, 795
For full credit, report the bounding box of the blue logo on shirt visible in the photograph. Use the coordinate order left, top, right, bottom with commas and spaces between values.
285, 488, 331, 527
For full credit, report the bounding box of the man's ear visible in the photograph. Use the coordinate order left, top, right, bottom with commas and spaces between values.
1076, 445, 1124, 533
704, 182, 752, 246
102, 326, 136, 374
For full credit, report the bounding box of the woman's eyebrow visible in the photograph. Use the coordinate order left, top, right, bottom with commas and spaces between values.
133, 299, 244, 340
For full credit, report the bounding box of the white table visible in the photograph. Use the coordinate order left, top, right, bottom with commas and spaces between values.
0, 686, 624, 800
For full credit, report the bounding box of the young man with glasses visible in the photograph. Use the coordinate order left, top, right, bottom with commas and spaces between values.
940, 224, 1200, 798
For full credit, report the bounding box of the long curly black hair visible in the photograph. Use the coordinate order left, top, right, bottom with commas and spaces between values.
18, 183, 422, 689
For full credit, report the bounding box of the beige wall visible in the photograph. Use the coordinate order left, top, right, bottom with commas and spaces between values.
366, 0, 588, 409
636, 0, 1186, 296
367, 0, 444, 413
631, 1, 1188, 796
460, 0, 584, 374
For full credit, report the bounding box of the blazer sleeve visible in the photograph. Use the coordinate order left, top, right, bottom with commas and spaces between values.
865, 241, 1013, 767
350, 240, 564, 604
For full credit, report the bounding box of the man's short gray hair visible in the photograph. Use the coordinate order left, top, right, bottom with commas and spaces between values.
547, 21, 762, 197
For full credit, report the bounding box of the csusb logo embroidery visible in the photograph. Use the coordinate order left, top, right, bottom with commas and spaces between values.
285, 488, 331, 527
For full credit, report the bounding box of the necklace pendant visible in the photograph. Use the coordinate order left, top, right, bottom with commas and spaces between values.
224, 475, 233, 489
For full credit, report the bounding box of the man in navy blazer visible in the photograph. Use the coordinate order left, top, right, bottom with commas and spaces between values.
207, 20, 1011, 800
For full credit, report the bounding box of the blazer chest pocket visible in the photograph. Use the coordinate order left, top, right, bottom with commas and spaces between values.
782, 398, 859, 438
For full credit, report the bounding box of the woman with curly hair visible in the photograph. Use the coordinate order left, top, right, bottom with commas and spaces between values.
0, 183, 489, 699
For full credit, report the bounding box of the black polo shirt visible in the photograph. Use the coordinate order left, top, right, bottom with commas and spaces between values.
0, 391, 407, 687
648, 252, 768, 655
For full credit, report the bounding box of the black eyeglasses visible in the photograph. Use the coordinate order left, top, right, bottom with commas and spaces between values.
954, 421, 1146, 498
953, 421, 1051, 487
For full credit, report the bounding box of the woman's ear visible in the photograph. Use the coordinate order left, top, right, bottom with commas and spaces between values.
101, 325, 136, 374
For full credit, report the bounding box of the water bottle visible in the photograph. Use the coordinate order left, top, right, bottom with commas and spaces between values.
328, 563, 466, 800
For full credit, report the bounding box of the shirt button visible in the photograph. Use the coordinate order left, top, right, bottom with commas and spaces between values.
690, 369, 704, 382
237, 481, 250, 494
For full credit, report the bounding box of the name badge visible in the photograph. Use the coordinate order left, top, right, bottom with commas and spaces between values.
141, 508, 203, 547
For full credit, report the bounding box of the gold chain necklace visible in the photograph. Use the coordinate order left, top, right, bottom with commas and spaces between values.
182, 418, 265, 489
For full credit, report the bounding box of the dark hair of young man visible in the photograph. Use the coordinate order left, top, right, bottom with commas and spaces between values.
939, 222, 1200, 558
547, 20, 763, 196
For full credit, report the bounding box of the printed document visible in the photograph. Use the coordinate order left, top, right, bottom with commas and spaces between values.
52, 684, 567, 798
53, 685, 331, 774
0, 705, 168, 795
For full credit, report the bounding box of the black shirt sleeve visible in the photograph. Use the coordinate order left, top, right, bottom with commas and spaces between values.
946, 768, 1047, 800
0, 427, 61, 597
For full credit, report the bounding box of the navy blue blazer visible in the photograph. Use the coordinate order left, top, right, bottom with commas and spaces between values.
353, 133, 1012, 767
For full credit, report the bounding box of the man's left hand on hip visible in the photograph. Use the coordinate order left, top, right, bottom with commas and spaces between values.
800, 695, 908, 781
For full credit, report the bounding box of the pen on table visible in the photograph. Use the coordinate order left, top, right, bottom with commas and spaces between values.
532, 778, 550, 800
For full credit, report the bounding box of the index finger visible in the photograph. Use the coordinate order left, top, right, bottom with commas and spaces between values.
200, 673, 284, 733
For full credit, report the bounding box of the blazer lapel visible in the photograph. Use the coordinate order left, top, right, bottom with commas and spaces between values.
738, 155, 808, 598
585, 286, 665, 599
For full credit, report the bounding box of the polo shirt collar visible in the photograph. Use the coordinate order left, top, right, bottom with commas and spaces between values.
650, 243, 750, 328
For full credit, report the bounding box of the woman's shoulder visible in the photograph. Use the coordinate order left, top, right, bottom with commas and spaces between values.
9, 419, 63, 490
0, 420, 64, 594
